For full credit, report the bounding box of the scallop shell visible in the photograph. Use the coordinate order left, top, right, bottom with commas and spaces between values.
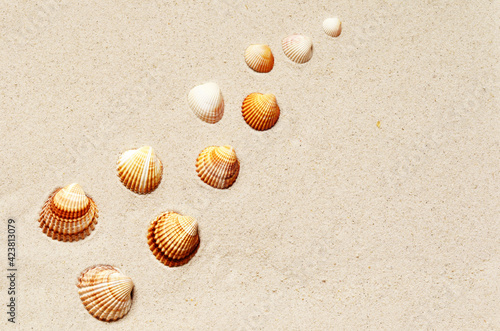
188, 82, 224, 124
323, 17, 342, 37
77, 265, 134, 322
117, 146, 163, 194
196, 145, 240, 189
245, 44, 274, 73
147, 211, 200, 267
281, 34, 313, 64
241, 93, 280, 131
38, 183, 98, 242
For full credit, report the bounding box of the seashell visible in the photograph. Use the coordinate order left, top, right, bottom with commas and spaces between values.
323, 17, 342, 37
117, 146, 163, 194
241, 93, 280, 131
196, 145, 239, 189
147, 211, 200, 267
188, 82, 224, 124
38, 183, 98, 242
77, 265, 134, 322
244, 44, 274, 73
281, 34, 313, 64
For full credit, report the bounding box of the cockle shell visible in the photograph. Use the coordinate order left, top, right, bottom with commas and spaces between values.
147, 211, 200, 267
241, 93, 280, 131
244, 44, 274, 73
196, 145, 240, 189
323, 17, 342, 37
77, 265, 134, 322
188, 82, 224, 124
281, 34, 313, 64
117, 146, 163, 194
38, 183, 98, 242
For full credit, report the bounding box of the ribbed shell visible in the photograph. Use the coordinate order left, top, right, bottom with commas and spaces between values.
195, 145, 240, 189
77, 265, 134, 322
38, 183, 98, 242
147, 211, 200, 267
188, 82, 224, 124
117, 146, 163, 194
244, 44, 274, 73
241, 93, 280, 131
323, 17, 342, 37
281, 34, 313, 64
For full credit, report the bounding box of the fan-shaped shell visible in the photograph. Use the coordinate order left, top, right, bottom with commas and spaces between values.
195, 145, 240, 189
241, 93, 280, 131
323, 17, 342, 37
245, 44, 274, 73
77, 265, 134, 322
117, 146, 163, 194
188, 82, 224, 124
147, 211, 200, 267
281, 34, 313, 64
38, 183, 98, 242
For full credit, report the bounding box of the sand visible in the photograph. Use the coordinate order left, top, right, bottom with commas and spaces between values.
0, 1, 499, 330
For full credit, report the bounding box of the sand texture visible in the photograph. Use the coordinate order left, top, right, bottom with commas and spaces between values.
0, 0, 499, 330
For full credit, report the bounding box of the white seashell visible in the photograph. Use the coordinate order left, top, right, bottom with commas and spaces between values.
188, 82, 224, 124
323, 17, 342, 37
281, 34, 313, 64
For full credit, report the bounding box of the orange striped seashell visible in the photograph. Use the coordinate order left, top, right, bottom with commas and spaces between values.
196, 145, 239, 189
147, 211, 200, 267
38, 183, 98, 242
244, 44, 274, 73
241, 93, 280, 131
77, 265, 134, 322
117, 146, 163, 194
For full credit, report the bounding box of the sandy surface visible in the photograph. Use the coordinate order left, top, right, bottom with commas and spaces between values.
1, 1, 499, 330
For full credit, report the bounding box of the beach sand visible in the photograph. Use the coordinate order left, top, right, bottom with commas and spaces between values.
0, 1, 498, 329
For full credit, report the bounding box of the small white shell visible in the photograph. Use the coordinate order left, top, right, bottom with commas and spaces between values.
188, 82, 224, 124
323, 17, 342, 37
282, 34, 313, 64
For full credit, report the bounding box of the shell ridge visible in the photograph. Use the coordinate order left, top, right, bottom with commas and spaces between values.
138, 147, 153, 193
